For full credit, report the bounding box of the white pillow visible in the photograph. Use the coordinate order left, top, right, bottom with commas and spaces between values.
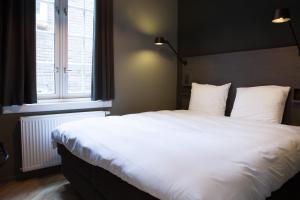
189, 83, 231, 116
231, 85, 290, 123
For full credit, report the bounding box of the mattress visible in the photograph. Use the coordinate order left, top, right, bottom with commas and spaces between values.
52, 110, 300, 200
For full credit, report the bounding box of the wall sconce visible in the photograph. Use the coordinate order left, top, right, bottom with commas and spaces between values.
155, 37, 187, 65
272, 8, 300, 56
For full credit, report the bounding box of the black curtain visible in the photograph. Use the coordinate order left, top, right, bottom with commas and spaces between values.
0, 0, 37, 106
92, 0, 114, 101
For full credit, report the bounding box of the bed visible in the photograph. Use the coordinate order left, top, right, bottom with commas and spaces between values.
52, 110, 300, 200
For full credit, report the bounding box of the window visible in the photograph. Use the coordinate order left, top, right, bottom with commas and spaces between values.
36, 0, 95, 100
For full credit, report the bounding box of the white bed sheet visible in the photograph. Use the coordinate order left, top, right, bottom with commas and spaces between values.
51, 110, 300, 200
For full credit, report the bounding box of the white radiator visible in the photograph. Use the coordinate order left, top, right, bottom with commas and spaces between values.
20, 111, 107, 172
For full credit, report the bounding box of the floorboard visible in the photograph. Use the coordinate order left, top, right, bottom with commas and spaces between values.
0, 174, 81, 200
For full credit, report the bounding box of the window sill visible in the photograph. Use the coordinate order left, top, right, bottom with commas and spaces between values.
2, 98, 112, 114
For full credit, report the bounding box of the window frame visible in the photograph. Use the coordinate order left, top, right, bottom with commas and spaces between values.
37, 0, 94, 100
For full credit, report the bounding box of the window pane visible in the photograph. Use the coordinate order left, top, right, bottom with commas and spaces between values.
36, 0, 56, 96
67, 0, 95, 95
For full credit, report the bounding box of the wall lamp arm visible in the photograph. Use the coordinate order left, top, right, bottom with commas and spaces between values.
155, 37, 187, 65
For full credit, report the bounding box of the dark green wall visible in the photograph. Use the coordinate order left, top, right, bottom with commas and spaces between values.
0, 0, 178, 182
178, 0, 300, 56
111, 0, 178, 115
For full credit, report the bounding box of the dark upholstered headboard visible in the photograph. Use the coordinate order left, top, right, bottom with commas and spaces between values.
180, 46, 300, 126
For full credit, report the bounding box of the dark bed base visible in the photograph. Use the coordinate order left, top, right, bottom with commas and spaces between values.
57, 144, 300, 200
58, 143, 157, 200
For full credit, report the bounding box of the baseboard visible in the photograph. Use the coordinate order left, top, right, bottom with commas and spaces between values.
16, 165, 61, 180
0, 175, 16, 184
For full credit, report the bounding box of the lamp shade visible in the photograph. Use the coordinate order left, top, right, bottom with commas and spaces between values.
272, 8, 291, 23
154, 37, 166, 45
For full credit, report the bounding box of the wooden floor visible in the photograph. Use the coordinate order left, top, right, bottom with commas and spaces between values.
0, 174, 81, 200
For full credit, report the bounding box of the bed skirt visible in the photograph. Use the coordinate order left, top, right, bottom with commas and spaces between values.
57, 143, 300, 200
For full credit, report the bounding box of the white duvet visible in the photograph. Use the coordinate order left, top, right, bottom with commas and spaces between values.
51, 110, 300, 200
